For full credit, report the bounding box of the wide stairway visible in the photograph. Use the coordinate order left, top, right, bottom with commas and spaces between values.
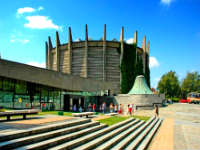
0, 117, 162, 150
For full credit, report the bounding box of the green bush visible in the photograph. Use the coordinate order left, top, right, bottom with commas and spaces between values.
58, 111, 64, 116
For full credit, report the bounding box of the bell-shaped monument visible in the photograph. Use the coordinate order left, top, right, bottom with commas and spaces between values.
128, 75, 153, 95
113, 75, 164, 110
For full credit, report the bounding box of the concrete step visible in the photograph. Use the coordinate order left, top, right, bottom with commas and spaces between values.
73, 119, 139, 150
110, 117, 155, 150
136, 119, 162, 150
16, 123, 107, 150
49, 118, 134, 150
125, 118, 159, 150
0, 118, 90, 142
94, 120, 145, 150
0, 121, 98, 150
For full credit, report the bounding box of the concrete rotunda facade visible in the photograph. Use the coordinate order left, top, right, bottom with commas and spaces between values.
45, 25, 150, 94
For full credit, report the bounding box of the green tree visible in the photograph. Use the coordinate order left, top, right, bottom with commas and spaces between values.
181, 72, 200, 98
157, 71, 180, 98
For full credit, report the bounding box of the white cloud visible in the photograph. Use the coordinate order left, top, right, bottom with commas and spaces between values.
26, 62, 45, 68
125, 38, 134, 44
10, 38, 30, 44
161, 0, 174, 5
10, 32, 30, 44
24, 16, 60, 29
149, 57, 160, 68
17, 7, 35, 14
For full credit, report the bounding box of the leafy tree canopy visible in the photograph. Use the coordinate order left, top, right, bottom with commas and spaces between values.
181, 72, 200, 98
157, 71, 180, 98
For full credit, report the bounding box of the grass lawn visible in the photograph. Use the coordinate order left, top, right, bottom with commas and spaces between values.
98, 116, 130, 126
38, 111, 73, 116
98, 115, 150, 126
133, 115, 150, 121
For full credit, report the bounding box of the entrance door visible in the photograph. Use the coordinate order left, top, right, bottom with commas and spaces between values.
72, 98, 79, 111
64, 95, 70, 111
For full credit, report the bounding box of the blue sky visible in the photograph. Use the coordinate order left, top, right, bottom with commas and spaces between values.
0, 0, 199, 88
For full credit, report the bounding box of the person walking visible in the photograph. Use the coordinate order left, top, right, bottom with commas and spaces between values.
92, 103, 95, 112
73, 104, 77, 112
88, 103, 92, 112
155, 105, 159, 117
110, 103, 114, 113
118, 104, 122, 114
128, 104, 132, 116
99, 104, 102, 113
79, 106, 82, 113
114, 104, 118, 113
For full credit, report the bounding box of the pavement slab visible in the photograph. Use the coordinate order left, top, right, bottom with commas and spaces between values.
136, 103, 200, 150
148, 118, 174, 150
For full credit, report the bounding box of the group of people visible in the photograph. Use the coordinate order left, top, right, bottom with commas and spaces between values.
73, 104, 82, 112
88, 103, 96, 112
73, 102, 159, 117
127, 104, 137, 116
99, 103, 137, 115
99, 103, 120, 114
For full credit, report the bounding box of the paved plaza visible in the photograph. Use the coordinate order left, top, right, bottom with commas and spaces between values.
135, 103, 200, 150
0, 115, 75, 134
0, 103, 200, 149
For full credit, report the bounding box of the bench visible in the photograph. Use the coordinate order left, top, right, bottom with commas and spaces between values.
0, 109, 39, 121
72, 112, 95, 118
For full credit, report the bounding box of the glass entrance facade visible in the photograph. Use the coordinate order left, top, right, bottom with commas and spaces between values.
0, 76, 62, 110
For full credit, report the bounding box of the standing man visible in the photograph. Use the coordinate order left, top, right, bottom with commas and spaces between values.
88, 103, 92, 112
155, 105, 159, 117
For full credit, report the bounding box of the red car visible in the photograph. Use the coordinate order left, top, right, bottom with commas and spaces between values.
179, 99, 190, 103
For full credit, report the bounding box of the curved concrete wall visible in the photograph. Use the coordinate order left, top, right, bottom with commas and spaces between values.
114, 94, 164, 110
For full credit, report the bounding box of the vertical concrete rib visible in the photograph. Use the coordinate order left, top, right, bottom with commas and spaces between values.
48, 36, 53, 69
103, 24, 106, 81
142, 36, 146, 74
45, 41, 48, 69
68, 27, 72, 74
84, 24, 88, 78
134, 31, 138, 63
133, 30, 138, 46
146, 40, 150, 68
56, 31, 60, 71
120, 26, 124, 87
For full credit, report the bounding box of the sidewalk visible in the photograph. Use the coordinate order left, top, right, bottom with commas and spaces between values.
149, 118, 174, 150
6, 115, 73, 125
92, 115, 111, 121
0, 115, 74, 133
